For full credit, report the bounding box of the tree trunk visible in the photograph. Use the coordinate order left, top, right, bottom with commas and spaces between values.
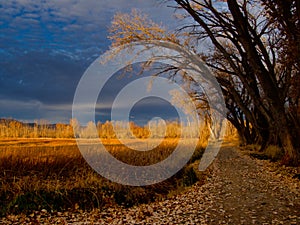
277, 116, 300, 166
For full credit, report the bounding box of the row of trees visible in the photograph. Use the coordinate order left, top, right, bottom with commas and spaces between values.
0, 119, 74, 138
108, 0, 300, 164
80, 120, 204, 139
0, 118, 212, 139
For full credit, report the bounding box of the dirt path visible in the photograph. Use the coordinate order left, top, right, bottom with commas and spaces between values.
199, 146, 300, 224
2, 145, 300, 224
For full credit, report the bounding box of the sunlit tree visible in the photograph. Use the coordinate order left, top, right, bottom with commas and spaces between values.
108, 1, 300, 164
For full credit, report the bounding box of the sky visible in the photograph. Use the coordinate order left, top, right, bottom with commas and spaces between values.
0, 0, 181, 124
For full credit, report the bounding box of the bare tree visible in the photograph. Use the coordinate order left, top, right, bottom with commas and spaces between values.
108, 2, 299, 164
171, 0, 299, 164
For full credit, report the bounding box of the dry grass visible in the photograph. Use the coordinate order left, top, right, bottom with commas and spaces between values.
0, 138, 206, 216
0, 138, 76, 147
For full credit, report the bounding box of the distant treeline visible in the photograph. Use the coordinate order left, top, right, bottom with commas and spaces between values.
0, 118, 211, 139
0, 118, 74, 138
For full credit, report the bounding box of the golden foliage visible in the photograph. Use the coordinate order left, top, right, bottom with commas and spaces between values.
109, 9, 180, 47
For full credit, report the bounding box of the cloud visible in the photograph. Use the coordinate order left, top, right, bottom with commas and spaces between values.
1, 0, 175, 56
1, 0, 175, 31
0, 0, 178, 123
0, 98, 74, 123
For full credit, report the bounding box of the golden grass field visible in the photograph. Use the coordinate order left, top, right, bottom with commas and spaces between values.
0, 137, 207, 216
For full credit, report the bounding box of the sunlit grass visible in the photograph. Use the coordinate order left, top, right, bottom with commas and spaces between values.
0, 138, 206, 216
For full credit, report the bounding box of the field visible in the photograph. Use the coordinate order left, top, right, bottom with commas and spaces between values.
0, 138, 207, 216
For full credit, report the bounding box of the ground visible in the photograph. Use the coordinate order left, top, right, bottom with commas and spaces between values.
1, 144, 300, 224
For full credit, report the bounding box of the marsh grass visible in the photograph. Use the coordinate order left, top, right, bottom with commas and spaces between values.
0, 138, 206, 216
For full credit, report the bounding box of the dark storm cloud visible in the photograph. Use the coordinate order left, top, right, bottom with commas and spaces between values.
0, 51, 85, 103
0, 0, 176, 122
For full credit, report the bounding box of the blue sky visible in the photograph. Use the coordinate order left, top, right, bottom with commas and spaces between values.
0, 0, 178, 123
